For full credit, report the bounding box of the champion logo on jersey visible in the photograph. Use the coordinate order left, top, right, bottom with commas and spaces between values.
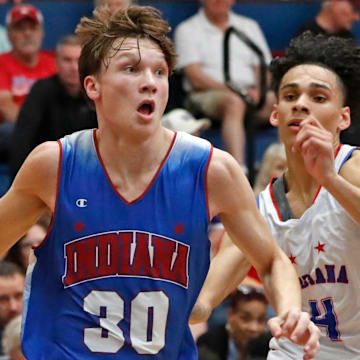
76, 199, 88, 208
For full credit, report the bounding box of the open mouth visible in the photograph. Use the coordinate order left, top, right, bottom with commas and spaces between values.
288, 120, 302, 128
137, 100, 155, 116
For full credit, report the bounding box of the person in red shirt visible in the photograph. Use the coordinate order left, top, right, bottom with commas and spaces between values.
0, 4, 56, 123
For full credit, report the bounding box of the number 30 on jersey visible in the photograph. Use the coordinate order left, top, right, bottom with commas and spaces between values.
83, 290, 169, 354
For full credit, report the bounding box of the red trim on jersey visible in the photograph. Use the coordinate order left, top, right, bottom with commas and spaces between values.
205, 145, 214, 223
33, 140, 63, 250
311, 186, 322, 204
93, 129, 177, 205
247, 266, 262, 283
335, 144, 342, 158
312, 144, 342, 204
269, 178, 283, 221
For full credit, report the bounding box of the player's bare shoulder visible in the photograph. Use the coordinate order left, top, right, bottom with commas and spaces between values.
339, 148, 360, 187
12, 141, 60, 212
208, 149, 240, 193
207, 148, 252, 218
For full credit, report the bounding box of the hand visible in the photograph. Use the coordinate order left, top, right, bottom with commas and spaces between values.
268, 309, 320, 360
293, 117, 337, 186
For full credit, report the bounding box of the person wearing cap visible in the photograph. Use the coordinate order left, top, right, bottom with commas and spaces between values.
197, 285, 271, 360
162, 108, 210, 136
0, 4, 56, 124
8, 34, 97, 180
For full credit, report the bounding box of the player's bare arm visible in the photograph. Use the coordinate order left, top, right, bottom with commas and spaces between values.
0, 141, 59, 256
190, 232, 251, 324
207, 148, 320, 358
294, 116, 360, 223
207, 148, 299, 311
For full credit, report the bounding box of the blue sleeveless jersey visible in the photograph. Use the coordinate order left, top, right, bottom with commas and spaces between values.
22, 129, 212, 359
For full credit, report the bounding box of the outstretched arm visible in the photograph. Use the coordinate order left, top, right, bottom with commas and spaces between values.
190, 233, 251, 324
0, 141, 59, 257
205, 148, 319, 359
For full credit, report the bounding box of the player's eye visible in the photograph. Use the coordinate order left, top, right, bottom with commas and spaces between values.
124, 65, 135, 73
313, 95, 327, 103
283, 93, 296, 101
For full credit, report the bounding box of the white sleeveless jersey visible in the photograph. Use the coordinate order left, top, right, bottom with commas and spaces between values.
258, 145, 360, 360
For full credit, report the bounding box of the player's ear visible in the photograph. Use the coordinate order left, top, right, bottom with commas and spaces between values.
84, 75, 100, 101
338, 106, 351, 131
269, 104, 279, 127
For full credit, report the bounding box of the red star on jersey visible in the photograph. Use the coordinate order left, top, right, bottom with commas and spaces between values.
75, 221, 85, 232
314, 242, 325, 253
289, 254, 297, 264
174, 223, 185, 234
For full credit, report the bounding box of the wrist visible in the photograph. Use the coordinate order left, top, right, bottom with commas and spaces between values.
321, 171, 342, 191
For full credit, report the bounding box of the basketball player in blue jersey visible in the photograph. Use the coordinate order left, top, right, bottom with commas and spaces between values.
0, 7, 319, 360
191, 31, 360, 359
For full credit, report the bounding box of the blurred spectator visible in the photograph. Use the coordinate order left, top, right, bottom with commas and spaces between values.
0, 4, 56, 123
0, 262, 24, 357
0, 26, 11, 55
162, 108, 210, 136
9, 34, 97, 178
94, 0, 132, 11
253, 143, 286, 197
295, 0, 360, 39
2, 315, 24, 360
4, 218, 48, 274
197, 285, 271, 360
295, 1, 360, 146
174, 0, 274, 165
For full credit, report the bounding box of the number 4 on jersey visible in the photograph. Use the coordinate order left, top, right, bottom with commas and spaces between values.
309, 298, 341, 341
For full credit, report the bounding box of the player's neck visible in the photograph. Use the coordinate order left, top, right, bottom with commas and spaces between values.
284, 152, 320, 200
95, 127, 173, 196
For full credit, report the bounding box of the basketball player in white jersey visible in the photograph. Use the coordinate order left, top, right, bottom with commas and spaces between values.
190, 31, 360, 360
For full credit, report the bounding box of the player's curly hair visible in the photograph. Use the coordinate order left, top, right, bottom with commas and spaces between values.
270, 31, 360, 117
76, 5, 176, 104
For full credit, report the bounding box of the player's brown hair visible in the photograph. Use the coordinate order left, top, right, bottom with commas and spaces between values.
76, 5, 176, 104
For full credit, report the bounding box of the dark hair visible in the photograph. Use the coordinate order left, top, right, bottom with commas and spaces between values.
229, 285, 268, 310
270, 31, 360, 117
76, 5, 176, 106
0, 261, 23, 278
